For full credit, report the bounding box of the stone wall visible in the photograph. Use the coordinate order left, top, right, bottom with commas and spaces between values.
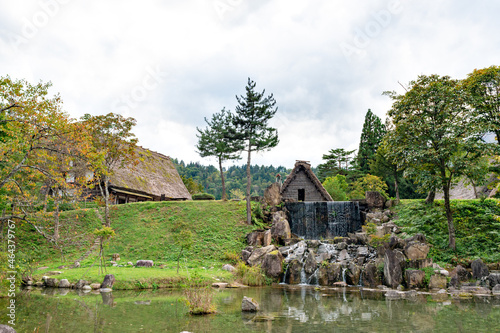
281, 171, 325, 202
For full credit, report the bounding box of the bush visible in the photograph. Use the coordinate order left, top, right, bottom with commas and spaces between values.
234, 262, 268, 286
323, 175, 349, 201
192, 193, 215, 200
182, 287, 216, 315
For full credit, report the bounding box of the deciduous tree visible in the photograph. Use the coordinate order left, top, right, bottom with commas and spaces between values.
385, 74, 494, 250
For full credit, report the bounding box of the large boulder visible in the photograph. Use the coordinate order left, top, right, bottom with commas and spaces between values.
346, 262, 362, 286
366, 191, 386, 209
247, 245, 277, 267
429, 275, 447, 289
0, 325, 16, 333
246, 230, 272, 247
317, 263, 342, 286
404, 241, 430, 261
136, 260, 154, 267
471, 259, 489, 280
361, 263, 382, 287
264, 183, 282, 207
405, 270, 425, 288
383, 249, 406, 288
486, 273, 500, 289
58, 279, 71, 288
261, 251, 284, 279
241, 246, 253, 264
101, 274, 115, 289
270, 211, 291, 245
74, 279, 89, 289
449, 265, 471, 287
45, 278, 59, 288
285, 259, 303, 284
241, 296, 259, 312
303, 249, 317, 275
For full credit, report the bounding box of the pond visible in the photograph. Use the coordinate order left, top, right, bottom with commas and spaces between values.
2, 285, 500, 332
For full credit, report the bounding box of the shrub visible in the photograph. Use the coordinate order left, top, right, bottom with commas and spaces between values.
234, 262, 267, 286
182, 287, 216, 315
192, 193, 215, 200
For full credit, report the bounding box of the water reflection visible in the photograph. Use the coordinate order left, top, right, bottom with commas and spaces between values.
3, 286, 500, 332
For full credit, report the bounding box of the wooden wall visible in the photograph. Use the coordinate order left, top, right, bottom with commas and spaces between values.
281, 170, 325, 202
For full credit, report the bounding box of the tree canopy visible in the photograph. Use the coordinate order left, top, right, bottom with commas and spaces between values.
356, 109, 386, 174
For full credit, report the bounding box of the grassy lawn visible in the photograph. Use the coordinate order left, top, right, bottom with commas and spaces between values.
9, 200, 254, 291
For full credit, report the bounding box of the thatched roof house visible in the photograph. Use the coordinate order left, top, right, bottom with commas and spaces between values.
281, 160, 333, 202
107, 147, 191, 203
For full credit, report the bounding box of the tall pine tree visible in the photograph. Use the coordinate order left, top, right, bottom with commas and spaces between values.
196, 107, 243, 200
232, 78, 279, 225
356, 109, 386, 174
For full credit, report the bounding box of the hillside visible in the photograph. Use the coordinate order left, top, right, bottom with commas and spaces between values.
15, 200, 254, 267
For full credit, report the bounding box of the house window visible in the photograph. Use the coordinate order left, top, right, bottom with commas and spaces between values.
298, 189, 305, 202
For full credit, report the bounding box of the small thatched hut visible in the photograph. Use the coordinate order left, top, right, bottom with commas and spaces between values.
106, 147, 191, 203
281, 160, 333, 202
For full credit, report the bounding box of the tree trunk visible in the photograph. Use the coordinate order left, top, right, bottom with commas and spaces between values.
104, 175, 111, 227
441, 168, 456, 250
393, 167, 400, 201
425, 190, 435, 205
470, 178, 478, 199
53, 194, 60, 241
218, 158, 227, 201
245, 145, 252, 225
176, 246, 183, 274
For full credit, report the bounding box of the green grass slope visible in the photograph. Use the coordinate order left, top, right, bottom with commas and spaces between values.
394, 199, 500, 265
16, 200, 254, 267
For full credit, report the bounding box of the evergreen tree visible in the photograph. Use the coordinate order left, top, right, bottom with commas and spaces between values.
356, 109, 386, 174
317, 148, 355, 181
232, 78, 279, 224
196, 107, 243, 200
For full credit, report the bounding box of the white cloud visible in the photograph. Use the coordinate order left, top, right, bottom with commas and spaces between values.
1, 0, 499, 168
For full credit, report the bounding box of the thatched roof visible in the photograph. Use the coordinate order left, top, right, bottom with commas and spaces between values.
281, 160, 333, 201
109, 146, 191, 200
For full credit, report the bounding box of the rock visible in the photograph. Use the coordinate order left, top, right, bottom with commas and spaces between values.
110, 261, 116, 265
351, 232, 369, 245
337, 242, 348, 251
486, 273, 500, 289
492, 284, 500, 295
383, 249, 406, 289
406, 258, 433, 269
112, 253, 120, 261
100, 288, 113, 293
303, 250, 317, 275
471, 259, 489, 280
74, 279, 89, 289
46, 271, 62, 276
438, 270, 449, 276
366, 191, 386, 209
241, 296, 259, 312
241, 250, 252, 265
82, 285, 92, 291
356, 246, 369, 257
73, 261, 80, 268
429, 275, 447, 289
338, 249, 350, 263
227, 281, 249, 288
405, 270, 425, 288
460, 286, 491, 295
404, 241, 430, 261
127, 262, 133, 266
247, 245, 277, 267
136, 260, 154, 267
264, 182, 282, 207
385, 290, 403, 299
271, 211, 291, 245
101, 274, 115, 289
90, 283, 101, 290
261, 251, 284, 279
246, 230, 271, 247
212, 283, 228, 288
361, 263, 382, 288
45, 278, 59, 288
0, 324, 17, 333
285, 259, 302, 284
222, 264, 236, 272
449, 265, 471, 287
317, 263, 342, 286
58, 279, 71, 288
346, 263, 362, 286
382, 221, 400, 234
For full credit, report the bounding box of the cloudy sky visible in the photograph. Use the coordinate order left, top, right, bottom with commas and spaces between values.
1, 0, 499, 168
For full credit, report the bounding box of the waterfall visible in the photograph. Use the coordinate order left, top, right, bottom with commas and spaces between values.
286, 201, 361, 239
281, 263, 289, 284
342, 268, 347, 285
